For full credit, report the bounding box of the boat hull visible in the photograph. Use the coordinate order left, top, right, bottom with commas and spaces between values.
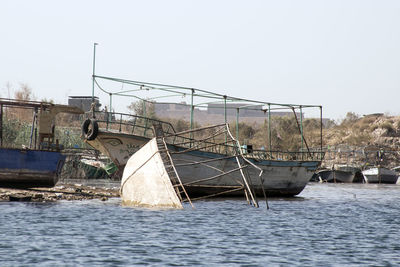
121, 137, 320, 198
90, 129, 321, 197
0, 148, 66, 187
316, 170, 355, 183
85, 131, 148, 171
171, 147, 318, 197
362, 167, 398, 184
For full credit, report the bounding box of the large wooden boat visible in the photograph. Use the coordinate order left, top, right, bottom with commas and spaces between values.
84, 114, 323, 197
84, 75, 325, 199
120, 124, 322, 205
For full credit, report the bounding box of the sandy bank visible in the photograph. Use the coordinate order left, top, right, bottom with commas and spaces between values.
0, 183, 120, 202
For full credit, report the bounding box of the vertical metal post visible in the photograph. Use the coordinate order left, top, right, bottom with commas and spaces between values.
109, 93, 112, 114
236, 108, 239, 141
224, 96, 227, 153
29, 107, 37, 149
109, 93, 113, 123
106, 93, 112, 131
143, 100, 148, 136
320, 106, 323, 160
268, 104, 271, 154
92, 43, 98, 104
224, 95, 227, 125
190, 89, 194, 146
119, 114, 122, 132
190, 89, 194, 131
34, 111, 38, 149
300, 106, 304, 159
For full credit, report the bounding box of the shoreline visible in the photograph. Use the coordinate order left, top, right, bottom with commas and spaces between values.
0, 183, 120, 202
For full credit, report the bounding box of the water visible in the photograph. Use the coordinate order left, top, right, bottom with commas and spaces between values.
1, 182, 399, 266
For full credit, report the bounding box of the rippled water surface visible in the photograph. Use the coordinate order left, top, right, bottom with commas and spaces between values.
1, 182, 400, 266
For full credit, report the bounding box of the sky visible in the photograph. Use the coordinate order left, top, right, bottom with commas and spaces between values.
1, 0, 399, 120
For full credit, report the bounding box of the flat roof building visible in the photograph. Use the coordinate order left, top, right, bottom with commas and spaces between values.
68, 96, 101, 112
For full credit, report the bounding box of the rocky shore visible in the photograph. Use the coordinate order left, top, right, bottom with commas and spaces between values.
0, 183, 120, 202
321, 113, 400, 169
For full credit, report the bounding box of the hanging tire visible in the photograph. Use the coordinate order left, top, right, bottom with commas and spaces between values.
82, 119, 98, 141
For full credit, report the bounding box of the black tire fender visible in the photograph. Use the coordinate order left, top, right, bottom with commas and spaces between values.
82, 119, 98, 141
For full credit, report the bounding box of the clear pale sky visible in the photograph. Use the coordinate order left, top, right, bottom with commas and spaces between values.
1, 0, 399, 120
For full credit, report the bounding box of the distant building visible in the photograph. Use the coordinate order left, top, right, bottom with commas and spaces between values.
68, 96, 101, 112
154, 102, 191, 113
207, 103, 300, 118
153, 102, 193, 120
153, 101, 304, 124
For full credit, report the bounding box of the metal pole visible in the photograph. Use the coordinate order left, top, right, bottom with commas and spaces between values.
106, 93, 112, 131
109, 93, 113, 121
268, 104, 271, 153
109, 93, 112, 113
224, 95, 227, 125
92, 43, 98, 104
300, 106, 304, 159
190, 89, 194, 145
320, 106, 323, 160
190, 89, 194, 131
29, 107, 37, 149
236, 108, 239, 141
224, 96, 227, 152
143, 100, 148, 136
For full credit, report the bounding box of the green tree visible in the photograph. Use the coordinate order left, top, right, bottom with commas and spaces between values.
127, 100, 157, 119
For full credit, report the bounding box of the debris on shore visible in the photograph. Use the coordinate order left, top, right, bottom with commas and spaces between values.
0, 183, 119, 202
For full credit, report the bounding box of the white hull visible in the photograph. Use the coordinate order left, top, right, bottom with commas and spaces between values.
121, 139, 182, 208
86, 131, 148, 170
362, 167, 398, 184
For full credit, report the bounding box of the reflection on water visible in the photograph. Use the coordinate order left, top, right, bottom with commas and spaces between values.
1, 182, 399, 266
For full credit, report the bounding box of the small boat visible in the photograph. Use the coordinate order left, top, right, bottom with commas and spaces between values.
362, 167, 398, 184
0, 99, 83, 188
315, 165, 362, 183
79, 158, 109, 179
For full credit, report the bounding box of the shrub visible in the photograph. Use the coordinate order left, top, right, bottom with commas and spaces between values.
342, 112, 360, 124
395, 121, 400, 132
380, 121, 395, 136
345, 133, 372, 146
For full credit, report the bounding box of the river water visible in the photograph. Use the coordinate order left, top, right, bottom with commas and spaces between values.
1, 182, 399, 266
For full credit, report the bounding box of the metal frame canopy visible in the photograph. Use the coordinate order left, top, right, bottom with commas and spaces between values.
91, 74, 323, 154
89, 44, 323, 154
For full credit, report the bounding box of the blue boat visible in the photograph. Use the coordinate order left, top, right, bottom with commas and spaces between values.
0, 148, 66, 187
0, 99, 83, 188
